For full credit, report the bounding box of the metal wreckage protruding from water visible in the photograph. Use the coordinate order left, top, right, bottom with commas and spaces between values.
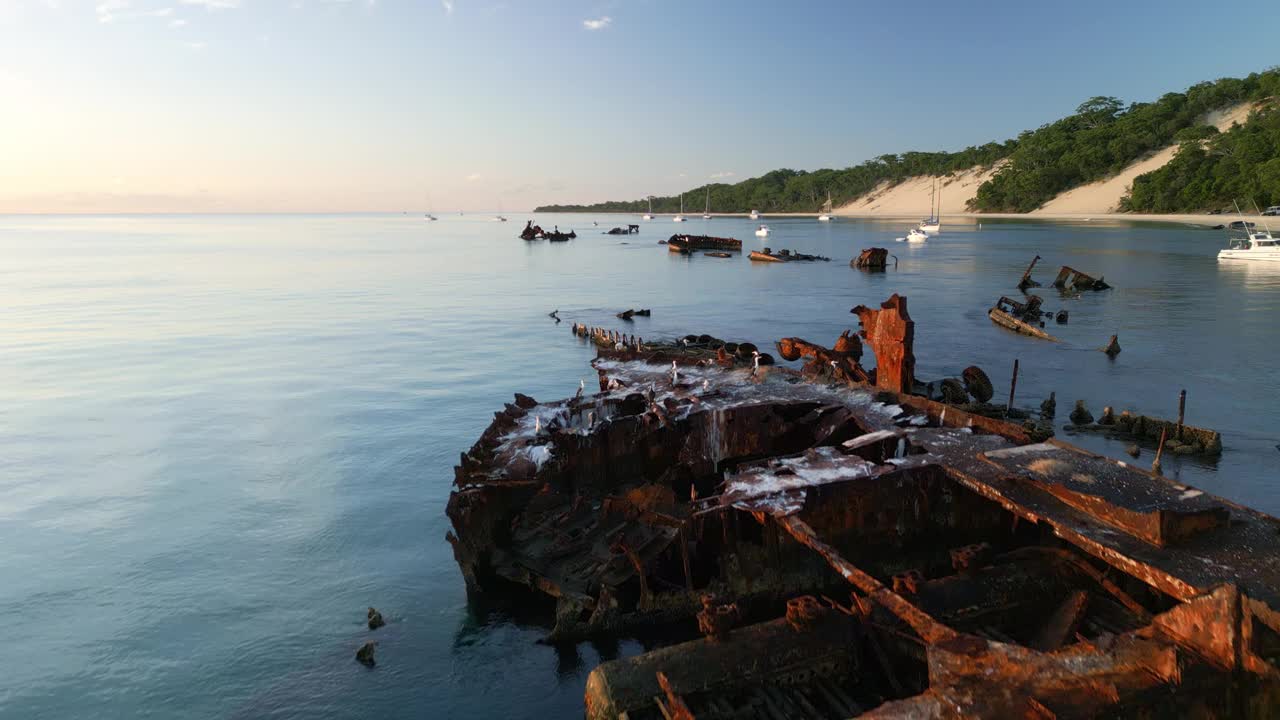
445, 294, 1280, 719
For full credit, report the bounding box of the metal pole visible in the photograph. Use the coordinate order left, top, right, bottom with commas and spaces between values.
1006, 358, 1019, 415
1176, 389, 1186, 441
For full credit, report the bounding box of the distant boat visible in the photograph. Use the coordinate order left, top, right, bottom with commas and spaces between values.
918, 179, 941, 234
494, 201, 507, 222
674, 194, 686, 222
755, 224, 771, 237
425, 193, 438, 221
643, 197, 654, 221
896, 227, 929, 243
702, 188, 712, 220
1220, 201, 1280, 262
749, 209, 760, 220
818, 191, 833, 222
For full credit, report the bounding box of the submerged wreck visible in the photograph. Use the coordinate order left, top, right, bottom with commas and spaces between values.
447, 295, 1280, 719
749, 248, 832, 263
669, 234, 743, 253
988, 295, 1061, 341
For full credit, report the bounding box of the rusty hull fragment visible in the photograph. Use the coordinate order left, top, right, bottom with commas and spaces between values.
447, 295, 1280, 719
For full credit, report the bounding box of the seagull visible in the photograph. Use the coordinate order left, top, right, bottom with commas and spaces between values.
574, 379, 585, 400
751, 351, 761, 376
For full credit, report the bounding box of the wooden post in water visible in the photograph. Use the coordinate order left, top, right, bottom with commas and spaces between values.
1153, 428, 1167, 476
1176, 389, 1187, 442
1006, 359, 1020, 416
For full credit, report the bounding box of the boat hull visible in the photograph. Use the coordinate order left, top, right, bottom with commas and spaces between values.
1218, 250, 1280, 262
668, 234, 742, 253
988, 308, 1060, 341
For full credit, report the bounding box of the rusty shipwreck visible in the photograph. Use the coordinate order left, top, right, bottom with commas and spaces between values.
446, 294, 1280, 719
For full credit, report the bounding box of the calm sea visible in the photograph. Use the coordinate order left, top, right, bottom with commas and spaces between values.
2, 213, 1278, 719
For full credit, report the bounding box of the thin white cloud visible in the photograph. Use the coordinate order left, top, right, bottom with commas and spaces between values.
582, 15, 610, 30
170, 17, 186, 26
186, 40, 206, 49
710, 171, 735, 179
96, 0, 129, 23
180, 0, 240, 10
465, 172, 482, 182
441, 0, 453, 14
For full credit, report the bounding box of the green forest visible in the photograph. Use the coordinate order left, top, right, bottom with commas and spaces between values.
535, 68, 1280, 215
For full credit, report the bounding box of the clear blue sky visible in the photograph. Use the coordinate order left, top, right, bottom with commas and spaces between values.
1, 0, 1276, 212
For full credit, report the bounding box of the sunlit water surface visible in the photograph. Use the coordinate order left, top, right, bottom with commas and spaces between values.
2, 213, 1278, 718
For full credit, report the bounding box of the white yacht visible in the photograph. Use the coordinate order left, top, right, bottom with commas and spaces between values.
749, 209, 760, 220
702, 188, 712, 220
673, 194, 686, 222
918, 179, 941, 234
818, 191, 833, 222
643, 197, 654, 221
754, 224, 771, 237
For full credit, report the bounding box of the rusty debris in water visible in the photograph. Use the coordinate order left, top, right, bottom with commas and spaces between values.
447, 295, 1280, 719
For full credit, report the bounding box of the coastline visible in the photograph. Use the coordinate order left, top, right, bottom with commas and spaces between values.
534, 210, 1274, 228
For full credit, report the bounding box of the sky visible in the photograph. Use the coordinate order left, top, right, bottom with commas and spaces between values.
1, 0, 1277, 213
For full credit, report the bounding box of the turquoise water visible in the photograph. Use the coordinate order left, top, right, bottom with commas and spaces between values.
2, 213, 1278, 718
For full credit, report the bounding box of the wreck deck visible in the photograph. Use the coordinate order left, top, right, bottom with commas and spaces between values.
447, 300, 1280, 718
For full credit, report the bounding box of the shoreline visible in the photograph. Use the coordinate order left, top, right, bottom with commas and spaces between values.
533, 210, 1275, 228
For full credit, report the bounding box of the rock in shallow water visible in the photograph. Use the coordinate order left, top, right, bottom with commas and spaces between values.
356, 641, 376, 667
367, 607, 385, 630
1069, 400, 1094, 426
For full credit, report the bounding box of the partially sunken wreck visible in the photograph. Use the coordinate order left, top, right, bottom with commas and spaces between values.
446, 295, 1280, 719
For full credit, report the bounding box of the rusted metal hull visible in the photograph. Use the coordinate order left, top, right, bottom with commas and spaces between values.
668, 234, 742, 252
447, 295, 1280, 719
989, 307, 1060, 341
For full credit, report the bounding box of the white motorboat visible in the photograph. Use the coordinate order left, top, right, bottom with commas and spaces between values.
643, 196, 654, 220
896, 227, 928, 243
702, 188, 712, 219
754, 224, 771, 237
818, 191, 833, 222
1219, 201, 1280, 262
673, 193, 686, 222
1219, 231, 1280, 262
749, 209, 760, 220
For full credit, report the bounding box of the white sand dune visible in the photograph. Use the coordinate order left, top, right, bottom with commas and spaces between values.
835, 101, 1257, 219
836, 165, 1002, 217
1033, 102, 1256, 215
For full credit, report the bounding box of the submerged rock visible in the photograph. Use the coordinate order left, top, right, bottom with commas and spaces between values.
1126, 444, 1141, 458
356, 641, 376, 667
1069, 400, 1094, 426
367, 607, 385, 630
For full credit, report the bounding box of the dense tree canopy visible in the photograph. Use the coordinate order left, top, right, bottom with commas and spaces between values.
536, 69, 1280, 215
1124, 104, 1280, 212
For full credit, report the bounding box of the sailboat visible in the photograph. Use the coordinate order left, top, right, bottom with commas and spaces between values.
818, 191, 833, 222
918, 179, 941, 234
643, 196, 654, 221
673, 194, 686, 222
702, 188, 712, 220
